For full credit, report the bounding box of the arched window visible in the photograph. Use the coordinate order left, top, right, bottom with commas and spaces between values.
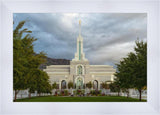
93, 80, 98, 89
77, 65, 82, 75
61, 80, 66, 89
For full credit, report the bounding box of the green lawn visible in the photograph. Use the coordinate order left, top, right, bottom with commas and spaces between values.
15, 96, 146, 102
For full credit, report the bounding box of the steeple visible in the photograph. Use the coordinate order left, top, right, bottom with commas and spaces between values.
72, 20, 88, 62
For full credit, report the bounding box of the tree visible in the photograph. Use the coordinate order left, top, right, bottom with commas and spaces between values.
114, 39, 147, 100
68, 81, 73, 89
13, 21, 32, 101
110, 81, 121, 96
133, 40, 147, 101
115, 54, 135, 98
13, 21, 51, 100
35, 70, 51, 96
25, 51, 47, 97
44, 81, 52, 94
26, 69, 38, 98
52, 82, 57, 89
25, 68, 51, 97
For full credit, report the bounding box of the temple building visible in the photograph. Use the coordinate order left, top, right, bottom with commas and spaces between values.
44, 20, 116, 90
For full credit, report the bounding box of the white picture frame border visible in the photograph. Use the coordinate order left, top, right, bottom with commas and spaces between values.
0, 0, 160, 115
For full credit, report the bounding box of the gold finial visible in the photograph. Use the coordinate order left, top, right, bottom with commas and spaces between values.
79, 20, 81, 36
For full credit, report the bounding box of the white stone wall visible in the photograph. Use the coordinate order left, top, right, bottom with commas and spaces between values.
44, 62, 116, 90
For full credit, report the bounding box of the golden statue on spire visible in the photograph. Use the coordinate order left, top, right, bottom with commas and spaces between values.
79, 20, 81, 36
79, 20, 81, 25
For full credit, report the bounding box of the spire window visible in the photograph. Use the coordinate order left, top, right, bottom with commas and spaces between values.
77, 65, 82, 75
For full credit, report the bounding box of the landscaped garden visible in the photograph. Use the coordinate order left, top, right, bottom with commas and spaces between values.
16, 96, 146, 102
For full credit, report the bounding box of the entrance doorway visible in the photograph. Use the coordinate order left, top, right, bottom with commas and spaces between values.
76, 77, 83, 89
61, 80, 66, 89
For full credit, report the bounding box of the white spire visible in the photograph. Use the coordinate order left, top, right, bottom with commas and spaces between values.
72, 19, 88, 62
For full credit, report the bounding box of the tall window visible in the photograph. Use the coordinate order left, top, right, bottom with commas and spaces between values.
79, 41, 81, 60
77, 65, 82, 75
61, 80, 66, 89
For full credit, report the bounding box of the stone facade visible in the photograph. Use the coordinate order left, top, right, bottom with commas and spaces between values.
44, 20, 116, 90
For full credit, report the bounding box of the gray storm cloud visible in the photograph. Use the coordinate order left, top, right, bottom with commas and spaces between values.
13, 13, 147, 68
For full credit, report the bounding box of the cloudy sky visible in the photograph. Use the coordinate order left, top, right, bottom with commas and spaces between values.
13, 13, 147, 68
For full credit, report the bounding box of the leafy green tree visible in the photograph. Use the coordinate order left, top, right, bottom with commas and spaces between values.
44, 82, 52, 94
115, 54, 135, 98
68, 81, 73, 89
26, 69, 38, 98
133, 40, 147, 101
25, 52, 47, 97
13, 21, 32, 101
13, 21, 51, 100
52, 82, 57, 89
35, 70, 51, 96
26, 68, 51, 97
114, 40, 147, 100
110, 81, 121, 96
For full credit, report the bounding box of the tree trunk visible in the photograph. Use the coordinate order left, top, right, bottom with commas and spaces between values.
14, 90, 18, 102
139, 89, 142, 101
127, 93, 129, 98
118, 91, 120, 96
29, 92, 31, 98
126, 90, 129, 98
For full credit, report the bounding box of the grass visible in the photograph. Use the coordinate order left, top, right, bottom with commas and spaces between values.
15, 96, 146, 102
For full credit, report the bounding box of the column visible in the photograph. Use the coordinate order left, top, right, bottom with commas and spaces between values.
59, 81, 61, 89
98, 82, 100, 90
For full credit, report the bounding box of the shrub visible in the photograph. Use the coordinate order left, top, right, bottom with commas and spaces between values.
64, 90, 68, 96
60, 90, 68, 96
74, 89, 85, 96
68, 81, 73, 89
52, 82, 57, 89
73, 90, 76, 95
54, 91, 58, 96
90, 90, 101, 96
76, 90, 81, 95
86, 81, 93, 89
